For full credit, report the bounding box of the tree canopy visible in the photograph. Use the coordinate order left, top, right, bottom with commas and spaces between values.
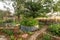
15, 0, 60, 18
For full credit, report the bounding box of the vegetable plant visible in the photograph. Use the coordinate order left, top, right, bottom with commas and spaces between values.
20, 18, 38, 26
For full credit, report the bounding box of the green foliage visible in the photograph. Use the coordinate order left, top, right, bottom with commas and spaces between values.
10, 35, 15, 40
2, 29, 14, 36
15, 0, 26, 17
0, 20, 4, 24
0, 10, 11, 19
25, 2, 42, 12
53, 0, 60, 12
22, 1, 51, 18
4, 19, 17, 25
0, 20, 5, 27
4, 19, 13, 23
42, 34, 51, 40
39, 22, 46, 28
16, 0, 54, 18
48, 23, 60, 35
20, 18, 38, 26
23, 2, 44, 18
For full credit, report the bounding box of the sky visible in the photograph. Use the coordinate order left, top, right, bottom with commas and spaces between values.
0, 0, 59, 15
0, 1, 15, 14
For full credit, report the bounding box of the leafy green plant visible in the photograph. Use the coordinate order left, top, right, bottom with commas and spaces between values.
2, 29, 14, 36
48, 23, 60, 36
10, 35, 15, 40
20, 18, 38, 26
0, 20, 4, 24
42, 34, 51, 40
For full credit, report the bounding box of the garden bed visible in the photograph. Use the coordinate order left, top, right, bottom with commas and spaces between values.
36, 32, 60, 40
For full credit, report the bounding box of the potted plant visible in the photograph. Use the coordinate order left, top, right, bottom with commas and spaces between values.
20, 18, 39, 32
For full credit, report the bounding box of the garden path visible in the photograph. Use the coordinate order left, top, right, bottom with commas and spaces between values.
0, 35, 7, 40
28, 25, 48, 40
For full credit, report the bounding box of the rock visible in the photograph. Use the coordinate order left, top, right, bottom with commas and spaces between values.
21, 34, 28, 38
20, 25, 39, 32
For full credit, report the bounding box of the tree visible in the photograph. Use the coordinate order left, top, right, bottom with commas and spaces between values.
53, 0, 60, 12
16, 0, 54, 18
15, 0, 26, 20
24, 1, 44, 18
24, 1, 53, 18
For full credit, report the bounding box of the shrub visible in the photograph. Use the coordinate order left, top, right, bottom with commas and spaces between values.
20, 18, 38, 26
39, 22, 46, 27
48, 23, 60, 35
0, 20, 4, 24
23, 1, 47, 18
2, 29, 14, 36
4, 19, 13, 23
42, 34, 51, 40
10, 35, 15, 40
